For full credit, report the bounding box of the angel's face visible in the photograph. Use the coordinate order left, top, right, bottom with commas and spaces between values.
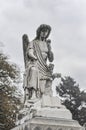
40, 29, 49, 40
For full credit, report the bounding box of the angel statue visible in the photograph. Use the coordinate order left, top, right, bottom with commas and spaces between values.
22, 24, 61, 102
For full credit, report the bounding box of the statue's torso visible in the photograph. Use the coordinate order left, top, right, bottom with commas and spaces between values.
35, 40, 48, 61
38, 40, 48, 52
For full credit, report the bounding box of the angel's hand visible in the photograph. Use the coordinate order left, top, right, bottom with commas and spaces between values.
28, 49, 37, 60
31, 55, 37, 60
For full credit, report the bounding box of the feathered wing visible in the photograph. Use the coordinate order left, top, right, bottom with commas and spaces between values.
22, 34, 29, 68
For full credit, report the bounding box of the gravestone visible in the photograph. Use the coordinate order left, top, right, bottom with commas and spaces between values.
11, 24, 82, 130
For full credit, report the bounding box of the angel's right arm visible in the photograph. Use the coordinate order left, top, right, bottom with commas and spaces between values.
27, 42, 37, 60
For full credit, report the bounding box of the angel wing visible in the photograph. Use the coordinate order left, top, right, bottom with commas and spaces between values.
22, 34, 29, 68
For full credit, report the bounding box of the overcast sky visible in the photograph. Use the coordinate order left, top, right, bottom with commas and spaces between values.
0, 0, 86, 91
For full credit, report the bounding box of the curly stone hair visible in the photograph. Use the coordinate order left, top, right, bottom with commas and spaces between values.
35, 24, 51, 40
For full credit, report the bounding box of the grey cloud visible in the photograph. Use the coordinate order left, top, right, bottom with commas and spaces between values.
24, 0, 56, 10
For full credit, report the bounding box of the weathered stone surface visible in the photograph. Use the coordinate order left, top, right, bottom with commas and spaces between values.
35, 107, 72, 119
34, 95, 72, 119
41, 95, 65, 108
12, 117, 82, 130
15, 95, 73, 126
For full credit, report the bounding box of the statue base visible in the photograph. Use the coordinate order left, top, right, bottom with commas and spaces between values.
11, 95, 82, 130
12, 117, 82, 130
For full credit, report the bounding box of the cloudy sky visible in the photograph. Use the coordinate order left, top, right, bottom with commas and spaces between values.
0, 0, 86, 90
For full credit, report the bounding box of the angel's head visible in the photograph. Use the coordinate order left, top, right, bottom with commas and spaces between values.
36, 24, 51, 40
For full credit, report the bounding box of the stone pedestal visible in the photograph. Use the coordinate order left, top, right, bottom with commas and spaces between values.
12, 117, 82, 130
11, 95, 82, 130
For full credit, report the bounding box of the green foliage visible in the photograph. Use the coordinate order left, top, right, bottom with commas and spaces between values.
56, 76, 86, 126
0, 52, 22, 130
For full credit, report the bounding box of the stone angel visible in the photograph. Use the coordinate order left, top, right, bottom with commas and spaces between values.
22, 24, 60, 102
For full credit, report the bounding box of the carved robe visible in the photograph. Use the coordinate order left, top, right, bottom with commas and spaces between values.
24, 39, 52, 93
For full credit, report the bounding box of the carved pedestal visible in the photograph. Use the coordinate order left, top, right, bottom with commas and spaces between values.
12, 116, 82, 130
11, 96, 82, 130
